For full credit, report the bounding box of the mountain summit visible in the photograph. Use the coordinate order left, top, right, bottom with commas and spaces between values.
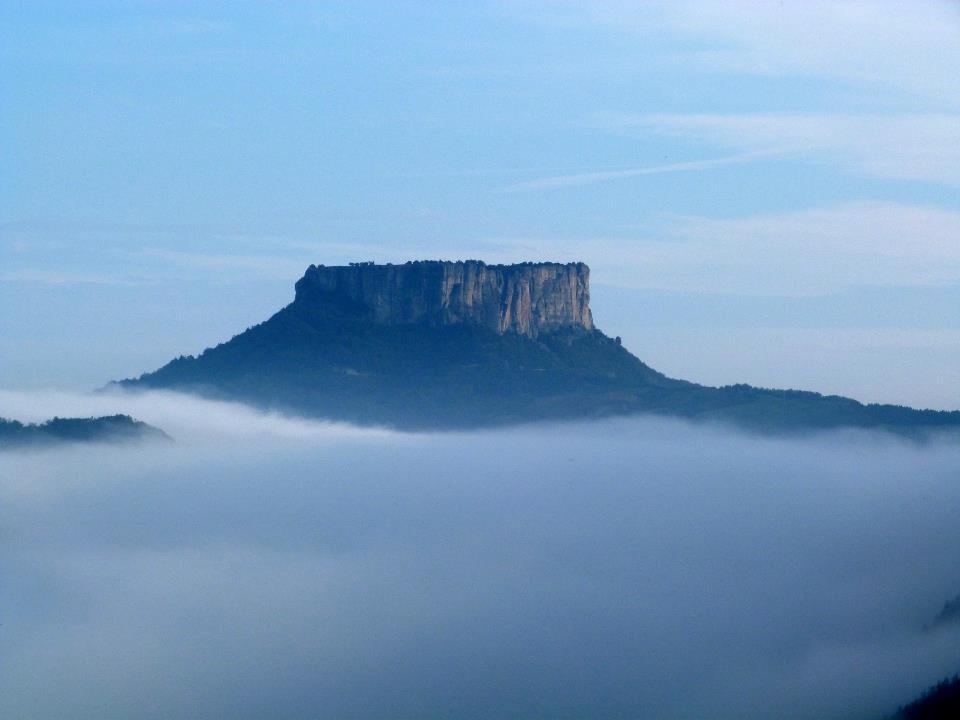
295, 261, 593, 337
120, 260, 960, 435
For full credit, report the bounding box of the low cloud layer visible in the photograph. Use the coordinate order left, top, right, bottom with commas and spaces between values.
0, 388, 398, 444
2, 391, 960, 719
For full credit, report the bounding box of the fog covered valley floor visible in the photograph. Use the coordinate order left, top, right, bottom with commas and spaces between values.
2, 390, 960, 720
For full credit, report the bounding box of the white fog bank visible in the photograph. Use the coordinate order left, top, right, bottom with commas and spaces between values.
1, 390, 959, 719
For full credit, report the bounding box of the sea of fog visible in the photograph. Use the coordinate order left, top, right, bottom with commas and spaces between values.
1, 389, 960, 720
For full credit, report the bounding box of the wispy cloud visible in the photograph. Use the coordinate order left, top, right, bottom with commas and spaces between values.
481, 202, 960, 296
603, 113, 960, 186
520, 1, 960, 105
503, 151, 774, 192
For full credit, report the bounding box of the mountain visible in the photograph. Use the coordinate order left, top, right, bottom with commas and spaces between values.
118, 260, 960, 435
0, 414, 170, 449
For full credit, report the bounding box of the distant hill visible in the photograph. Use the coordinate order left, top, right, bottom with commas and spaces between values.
0, 414, 169, 448
118, 260, 960, 435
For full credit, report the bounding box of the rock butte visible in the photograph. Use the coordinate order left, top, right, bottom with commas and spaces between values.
120, 258, 960, 435
294, 260, 594, 338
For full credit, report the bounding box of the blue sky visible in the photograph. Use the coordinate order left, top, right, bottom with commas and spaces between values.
2, 1, 958, 408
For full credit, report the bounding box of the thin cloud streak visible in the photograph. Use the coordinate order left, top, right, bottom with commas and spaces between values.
517, 1, 960, 104
504, 151, 776, 192
482, 201, 960, 296
604, 113, 960, 185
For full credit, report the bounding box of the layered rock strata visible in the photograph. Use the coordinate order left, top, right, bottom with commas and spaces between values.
293, 260, 593, 338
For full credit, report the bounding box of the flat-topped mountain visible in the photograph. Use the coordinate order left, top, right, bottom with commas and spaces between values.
296, 261, 593, 337
119, 260, 960, 435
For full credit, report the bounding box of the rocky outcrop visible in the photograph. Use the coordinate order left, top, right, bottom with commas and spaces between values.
293, 261, 594, 337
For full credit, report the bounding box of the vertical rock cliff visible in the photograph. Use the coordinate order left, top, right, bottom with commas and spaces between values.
293, 260, 594, 337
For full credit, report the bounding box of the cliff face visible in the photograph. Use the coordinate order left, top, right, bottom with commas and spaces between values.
293, 261, 594, 338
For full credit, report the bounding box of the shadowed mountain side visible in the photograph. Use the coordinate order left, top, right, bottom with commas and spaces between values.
0, 415, 170, 449
118, 301, 678, 428
889, 676, 960, 719
116, 261, 960, 435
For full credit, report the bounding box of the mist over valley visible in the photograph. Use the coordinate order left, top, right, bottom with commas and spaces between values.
2, 390, 959, 719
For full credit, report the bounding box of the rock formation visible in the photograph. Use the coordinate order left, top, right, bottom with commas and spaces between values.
293, 260, 593, 338
119, 258, 960, 436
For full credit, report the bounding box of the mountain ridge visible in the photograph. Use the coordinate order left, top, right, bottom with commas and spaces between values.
117, 260, 960, 436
